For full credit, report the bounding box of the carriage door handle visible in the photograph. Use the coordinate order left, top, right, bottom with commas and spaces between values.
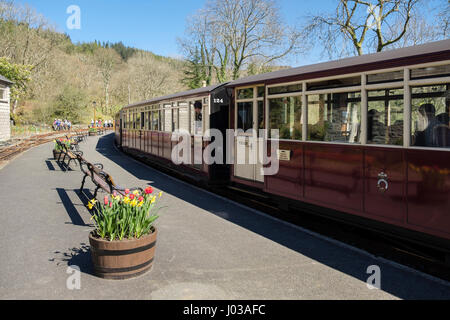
377, 172, 389, 193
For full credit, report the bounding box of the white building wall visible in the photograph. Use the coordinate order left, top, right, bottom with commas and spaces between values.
0, 86, 11, 141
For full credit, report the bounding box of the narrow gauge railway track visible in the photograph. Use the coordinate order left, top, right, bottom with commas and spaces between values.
128, 150, 450, 283
0, 131, 85, 163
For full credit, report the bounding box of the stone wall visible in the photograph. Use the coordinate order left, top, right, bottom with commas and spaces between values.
0, 86, 11, 142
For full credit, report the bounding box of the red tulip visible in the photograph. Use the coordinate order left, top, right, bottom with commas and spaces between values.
129, 194, 135, 200
138, 196, 144, 202
125, 189, 130, 194
145, 187, 154, 194
104, 196, 109, 206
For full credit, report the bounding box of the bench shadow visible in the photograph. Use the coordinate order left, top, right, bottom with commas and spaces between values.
45, 160, 56, 171
56, 188, 94, 227
94, 133, 450, 299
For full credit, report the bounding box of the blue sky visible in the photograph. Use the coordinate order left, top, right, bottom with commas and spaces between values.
16, 0, 337, 66
16, 0, 443, 67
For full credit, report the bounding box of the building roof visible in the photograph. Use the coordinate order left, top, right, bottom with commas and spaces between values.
227, 39, 450, 87
123, 83, 228, 110
0, 74, 13, 85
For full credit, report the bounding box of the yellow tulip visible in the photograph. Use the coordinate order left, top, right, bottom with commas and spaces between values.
151, 196, 156, 204
159, 191, 163, 198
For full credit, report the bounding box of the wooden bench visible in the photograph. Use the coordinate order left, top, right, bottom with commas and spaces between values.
78, 155, 104, 193
96, 127, 106, 135
72, 130, 86, 143
56, 140, 83, 170
78, 156, 142, 198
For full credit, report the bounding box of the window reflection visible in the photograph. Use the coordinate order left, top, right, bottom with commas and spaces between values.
269, 96, 301, 140
307, 92, 361, 143
237, 102, 253, 132
193, 101, 203, 135
367, 89, 404, 146
412, 84, 450, 148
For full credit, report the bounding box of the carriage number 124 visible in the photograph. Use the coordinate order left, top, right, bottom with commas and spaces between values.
214, 98, 224, 104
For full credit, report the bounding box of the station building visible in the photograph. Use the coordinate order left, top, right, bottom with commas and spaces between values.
0, 75, 13, 142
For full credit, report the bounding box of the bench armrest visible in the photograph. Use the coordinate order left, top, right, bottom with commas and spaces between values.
94, 163, 104, 170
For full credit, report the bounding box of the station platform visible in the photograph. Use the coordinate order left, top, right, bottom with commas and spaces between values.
0, 133, 450, 300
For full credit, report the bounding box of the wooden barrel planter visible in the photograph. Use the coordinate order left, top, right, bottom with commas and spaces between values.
88, 131, 97, 136
89, 228, 157, 280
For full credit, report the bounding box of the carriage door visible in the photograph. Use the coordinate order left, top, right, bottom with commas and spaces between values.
234, 86, 265, 183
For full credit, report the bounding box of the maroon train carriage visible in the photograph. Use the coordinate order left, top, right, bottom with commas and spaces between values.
117, 83, 232, 185
226, 39, 450, 251
116, 39, 450, 254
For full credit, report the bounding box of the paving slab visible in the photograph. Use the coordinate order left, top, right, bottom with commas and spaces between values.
0, 133, 449, 300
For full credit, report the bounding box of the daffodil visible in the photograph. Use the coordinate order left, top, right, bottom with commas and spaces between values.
159, 191, 163, 198
151, 196, 156, 204
137, 201, 144, 207
123, 197, 130, 204
130, 199, 138, 207
133, 190, 140, 196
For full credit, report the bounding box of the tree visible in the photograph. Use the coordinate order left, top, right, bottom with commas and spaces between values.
178, 9, 218, 87
126, 52, 185, 102
51, 86, 88, 123
439, 0, 450, 38
0, 57, 32, 114
110, 42, 137, 62
182, 47, 208, 89
210, 0, 300, 80
95, 47, 121, 115
179, 0, 301, 84
301, 0, 429, 58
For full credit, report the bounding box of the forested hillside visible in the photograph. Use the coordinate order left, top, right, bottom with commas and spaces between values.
0, 1, 187, 125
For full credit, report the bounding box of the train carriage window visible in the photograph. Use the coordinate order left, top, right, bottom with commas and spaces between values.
307, 76, 361, 91
192, 101, 203, 135
257, 86, 265, 98
268, 84, 302, 95
411, 84, 450, 148
367, 71, 403, 85
268, 96, 302, 140
140, 112, 145, 129
367, 89, 404, 146
411, 65, 450, 80
307, 92, 361, 143
151, 111, 158, 131
237, 88, 254, 100
173, 108, 179, 131
147, 111, 153, 130
258, 101, 264, 132
237, 102, 253, 132
178, 102, 189, 132
164, 104, 172, 132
